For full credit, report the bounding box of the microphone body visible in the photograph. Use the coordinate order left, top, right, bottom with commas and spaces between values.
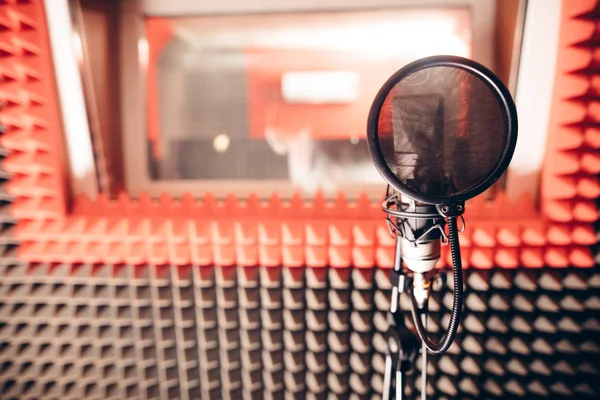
391, 193, 443, 308
396, 194, 441, 273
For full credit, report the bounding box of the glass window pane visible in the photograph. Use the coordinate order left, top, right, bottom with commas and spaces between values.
146, 9, 472, 196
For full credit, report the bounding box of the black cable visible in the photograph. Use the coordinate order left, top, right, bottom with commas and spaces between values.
409, 216, 464, 353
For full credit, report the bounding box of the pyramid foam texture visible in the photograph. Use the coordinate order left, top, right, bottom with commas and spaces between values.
0, 264, 598, 399
0, 0, 599, 398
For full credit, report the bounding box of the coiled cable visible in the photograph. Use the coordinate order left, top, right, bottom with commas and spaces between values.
409, 216, 464, 353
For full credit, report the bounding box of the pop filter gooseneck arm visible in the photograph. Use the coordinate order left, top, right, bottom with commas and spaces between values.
409, 205, 463, 354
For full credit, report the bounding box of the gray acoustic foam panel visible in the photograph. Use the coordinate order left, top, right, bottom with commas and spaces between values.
0, 147, 17, 266
0, 263, 598, 400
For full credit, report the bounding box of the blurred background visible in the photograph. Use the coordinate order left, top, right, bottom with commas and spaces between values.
0, 0, 598, 399
65, 0, 528, 200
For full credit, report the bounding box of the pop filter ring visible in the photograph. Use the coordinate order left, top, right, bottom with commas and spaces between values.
366, 55, 518, 205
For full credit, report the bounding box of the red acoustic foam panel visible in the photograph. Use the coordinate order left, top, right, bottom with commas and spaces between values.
0, 0, 597, 271
0, 0, 67, 220
10, 192, 595, 269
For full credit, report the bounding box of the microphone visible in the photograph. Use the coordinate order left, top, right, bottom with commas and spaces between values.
367, 55, 518, 361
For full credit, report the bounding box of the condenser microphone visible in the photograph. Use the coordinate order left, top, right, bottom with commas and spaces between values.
366, 55, 518, 358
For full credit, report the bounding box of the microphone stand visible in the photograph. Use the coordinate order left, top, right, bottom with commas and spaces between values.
419, 307, 428, 400
382, 242, 418, 400
383, 246, 439, 400
382, 189, 447, 400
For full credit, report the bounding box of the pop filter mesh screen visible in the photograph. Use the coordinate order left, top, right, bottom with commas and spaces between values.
377, 66, 508, 198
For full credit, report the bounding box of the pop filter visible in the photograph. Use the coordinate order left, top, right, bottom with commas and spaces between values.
367, 55, 518, 363
367, 55, 518, 205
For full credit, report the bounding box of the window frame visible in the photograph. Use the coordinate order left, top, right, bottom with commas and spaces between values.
119, 0, 497, 200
